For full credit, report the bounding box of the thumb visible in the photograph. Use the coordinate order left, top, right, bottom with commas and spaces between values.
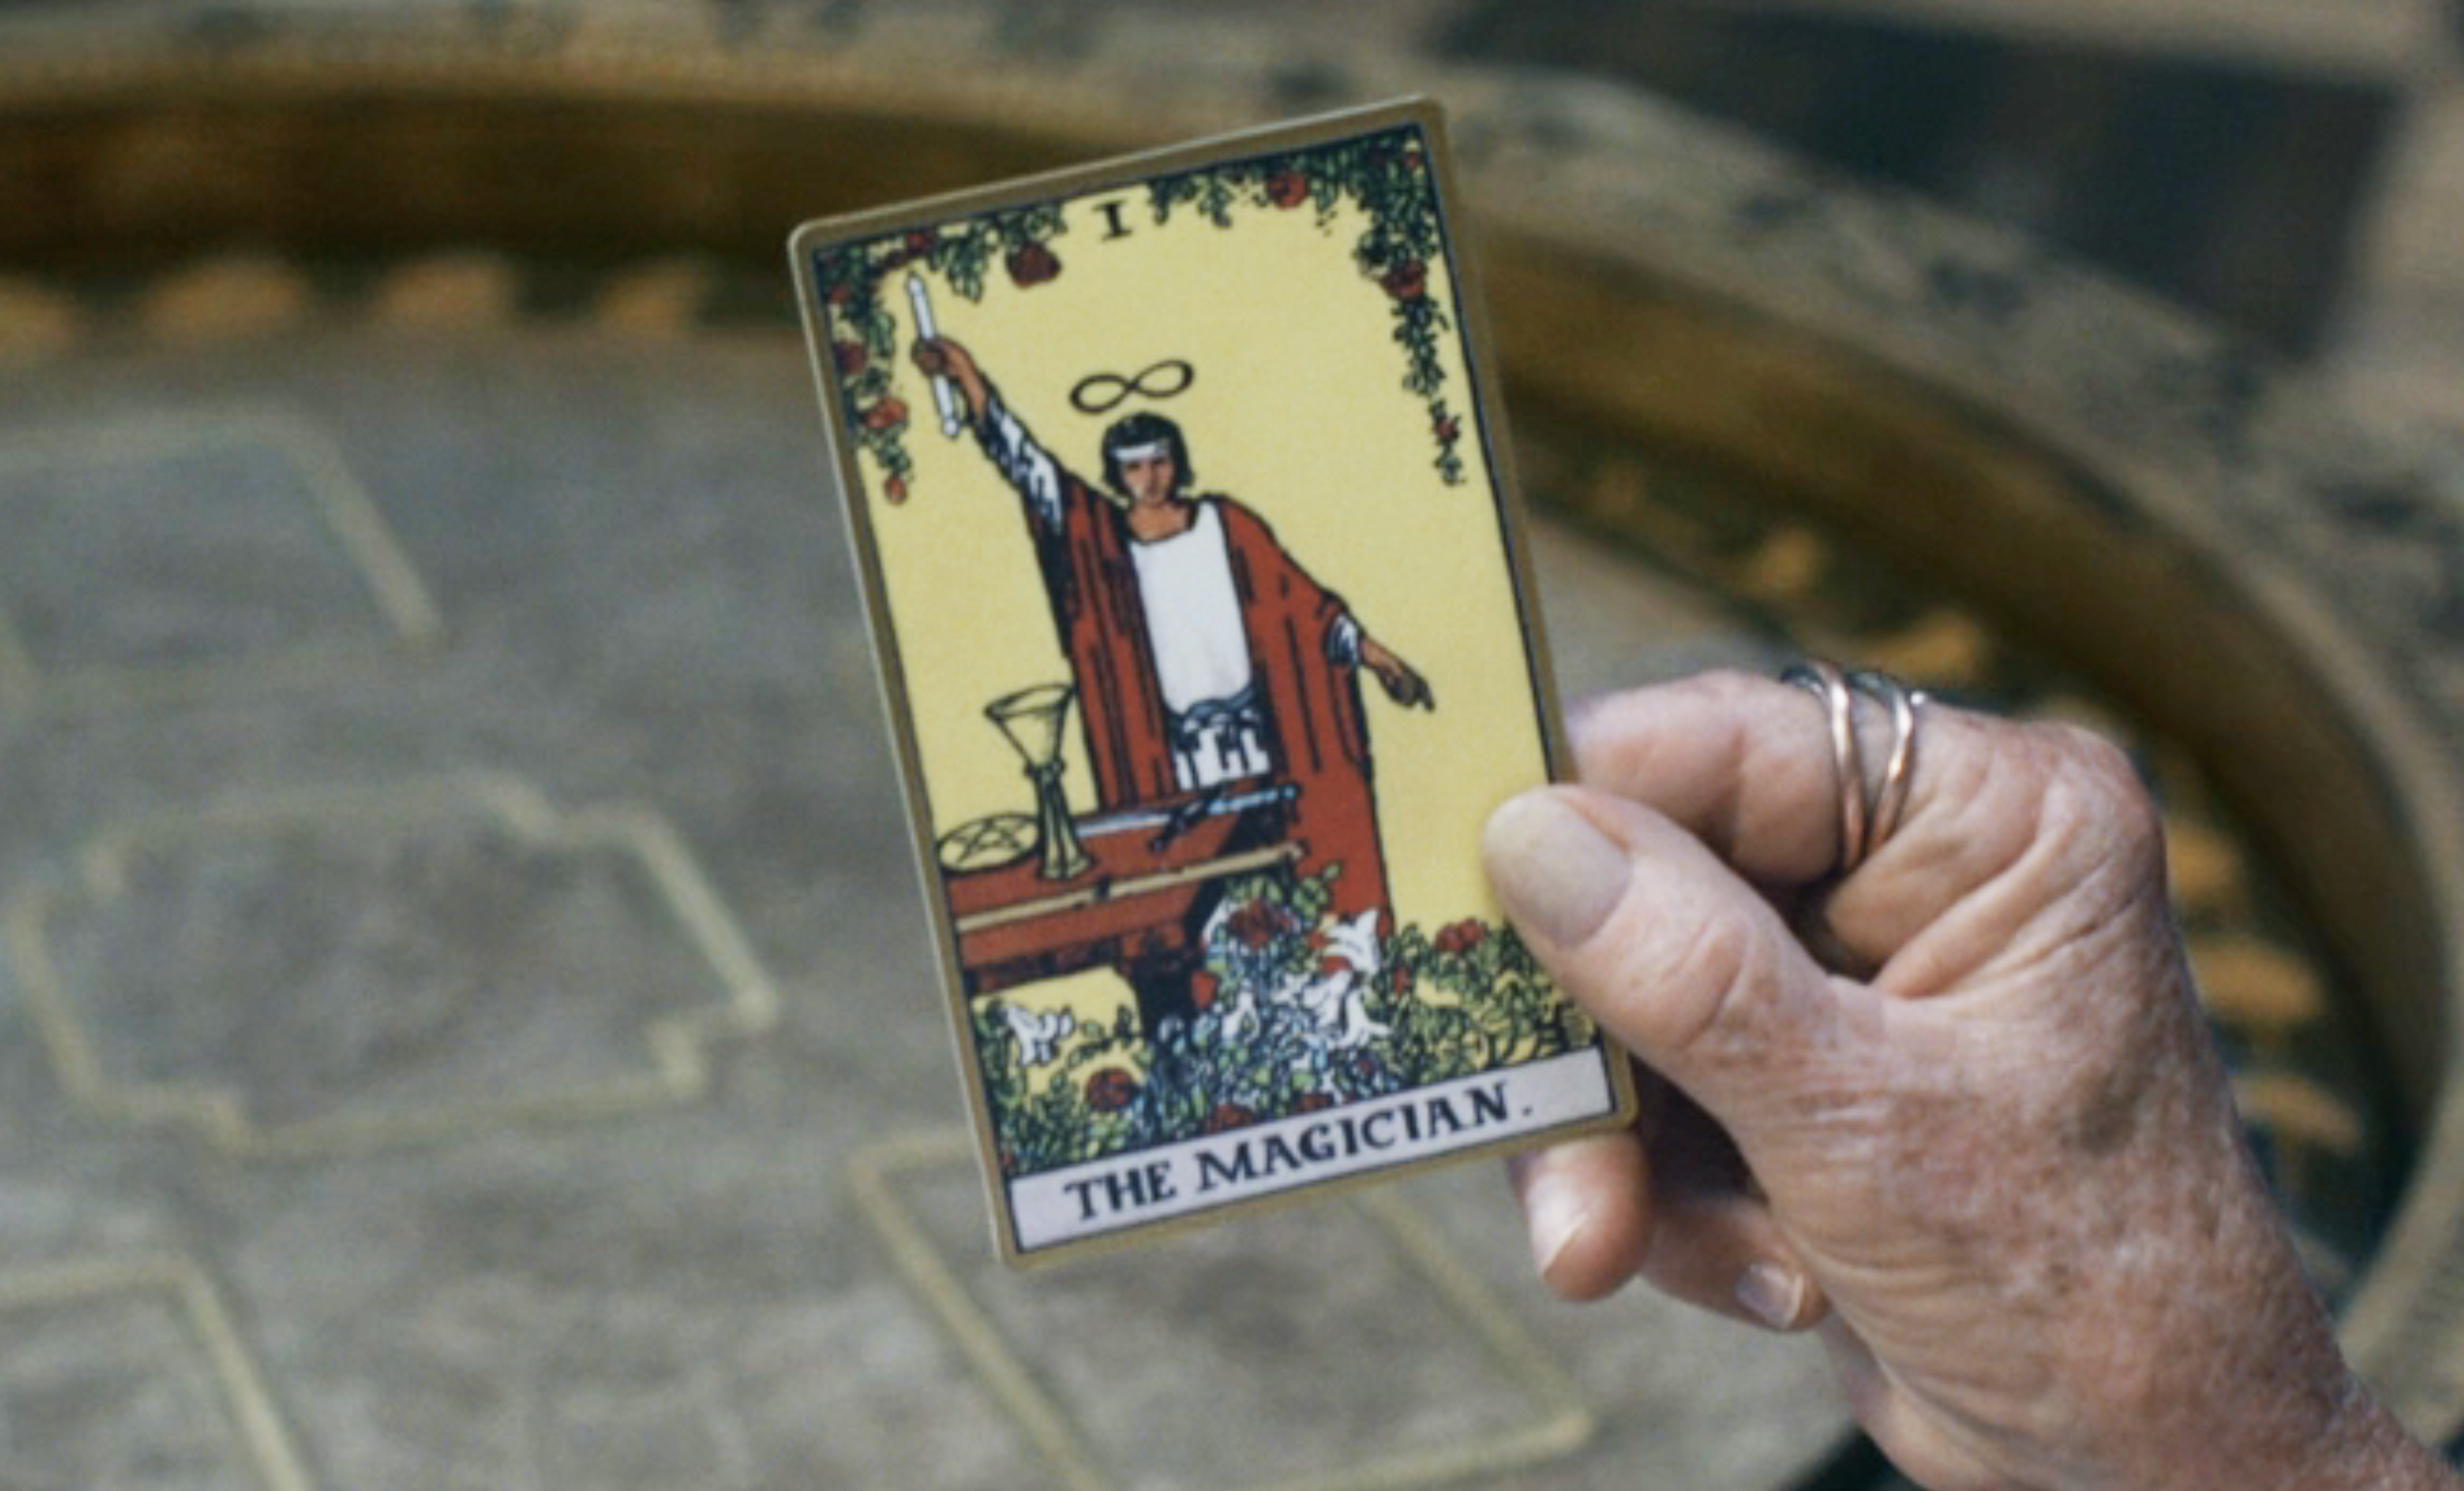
1483, 786, 1857, 1123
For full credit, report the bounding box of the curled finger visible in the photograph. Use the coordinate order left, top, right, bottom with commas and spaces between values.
1636, 1088, 1830, 1333
1506, 1129, 1649, 1302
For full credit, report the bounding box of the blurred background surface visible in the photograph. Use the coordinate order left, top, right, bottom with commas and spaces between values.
9, 0, 2455, 422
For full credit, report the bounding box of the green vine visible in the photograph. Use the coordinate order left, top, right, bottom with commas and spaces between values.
1145, 125, 1467, 483
811, 202, 1069, 500
808, 123, 1468, 498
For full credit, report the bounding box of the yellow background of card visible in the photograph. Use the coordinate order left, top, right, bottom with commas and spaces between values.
836, 187, 1546, 1024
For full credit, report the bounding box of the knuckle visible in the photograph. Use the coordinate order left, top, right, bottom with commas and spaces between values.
1648, 905, 1770, 1057
1911, 714, 2173, 942
2034, 724, 2166, 878
1689, 668, 1769, 714
2048, 724, 2145, 810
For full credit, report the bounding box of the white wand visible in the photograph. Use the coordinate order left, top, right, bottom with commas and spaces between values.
906, 272, 962, 439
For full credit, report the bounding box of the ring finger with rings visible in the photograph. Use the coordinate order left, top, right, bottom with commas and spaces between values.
1779, 660, 1928, 878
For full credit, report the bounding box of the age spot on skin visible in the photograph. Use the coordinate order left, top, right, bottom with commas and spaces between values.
2068, 1050, 2156, 1158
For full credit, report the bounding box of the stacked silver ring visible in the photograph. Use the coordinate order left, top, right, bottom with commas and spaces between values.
1779, 660, 1928, 878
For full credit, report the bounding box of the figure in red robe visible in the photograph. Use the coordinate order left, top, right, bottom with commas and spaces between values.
915, 337, 1434, 1026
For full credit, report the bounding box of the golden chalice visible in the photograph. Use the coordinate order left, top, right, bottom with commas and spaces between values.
985, 682, 1093, 882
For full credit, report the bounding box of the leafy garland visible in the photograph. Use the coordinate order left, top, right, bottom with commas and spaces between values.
1146, 125, 1466, 484
812, 202, 1068, 503
810, 124, 1466, 498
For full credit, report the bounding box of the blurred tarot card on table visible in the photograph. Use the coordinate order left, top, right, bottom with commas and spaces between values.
791, 100, 1634, 1264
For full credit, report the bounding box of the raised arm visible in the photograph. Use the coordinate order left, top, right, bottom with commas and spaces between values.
912, 336, 992, 427
912, 335, 1069, 532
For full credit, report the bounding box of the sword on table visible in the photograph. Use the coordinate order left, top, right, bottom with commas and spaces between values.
906, 272, 963, 439
1076, 783, 1302, 854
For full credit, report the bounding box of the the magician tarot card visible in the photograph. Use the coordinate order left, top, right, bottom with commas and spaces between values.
793, 100, 1635, 1263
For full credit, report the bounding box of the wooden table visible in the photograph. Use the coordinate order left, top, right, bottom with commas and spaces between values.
946, 790, 1301, 999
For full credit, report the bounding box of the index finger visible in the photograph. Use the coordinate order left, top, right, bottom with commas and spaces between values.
1565, 671, 1846, 885
1565, 670, 2048, 974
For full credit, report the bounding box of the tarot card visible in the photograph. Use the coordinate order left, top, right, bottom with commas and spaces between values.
793, 99, 1634, 1263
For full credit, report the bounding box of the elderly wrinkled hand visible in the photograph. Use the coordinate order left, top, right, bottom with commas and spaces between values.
1481, 670, 2455, 1491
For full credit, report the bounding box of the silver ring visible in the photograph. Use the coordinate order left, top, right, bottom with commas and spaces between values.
1780, 660, 1866, 875
1780, 661, 1927, 877
1847, 669, 1925, 862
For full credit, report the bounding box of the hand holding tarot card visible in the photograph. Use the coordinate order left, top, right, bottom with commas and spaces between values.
793, 101, 1634, 1264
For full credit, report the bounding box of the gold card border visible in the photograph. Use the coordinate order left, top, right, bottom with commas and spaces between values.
789, 96, 1635, 1270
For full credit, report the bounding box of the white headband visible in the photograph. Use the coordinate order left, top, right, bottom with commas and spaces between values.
1110, 441, 1170, 465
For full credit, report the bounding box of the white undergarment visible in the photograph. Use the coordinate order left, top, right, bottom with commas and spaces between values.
1129, 503, 1270, 787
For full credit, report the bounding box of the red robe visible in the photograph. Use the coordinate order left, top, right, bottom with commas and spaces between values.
1027, 476, 1393, 932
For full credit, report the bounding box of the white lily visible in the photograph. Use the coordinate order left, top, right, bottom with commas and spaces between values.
1320, 909, 1384, 977
1217, 984, 1263, 1042
1293, 966, 1391, 1049
1001, 1003, 1075, 1068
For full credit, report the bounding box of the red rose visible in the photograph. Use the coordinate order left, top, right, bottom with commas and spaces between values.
1266, 169, 1309, 208
1433, 414, 1461, 444
1434, 918, 1487, 955
1005, 241, 1062, 288
833, 341, 867, 376
862, 396, 907, 431
906, 230, 936, 256
1225, 901, 1293, 950
883, 474, 908, 505
1294, 1091, 1333, 1113
1382, 260, 1427, 301
1084, 1068, 1139, 1114
1190, 970, 1220, 1011
826, 283, 854, 307
1203, 1103, 1257, 1135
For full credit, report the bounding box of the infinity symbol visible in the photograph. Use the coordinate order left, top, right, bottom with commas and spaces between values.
1071, 360, 1195, 414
